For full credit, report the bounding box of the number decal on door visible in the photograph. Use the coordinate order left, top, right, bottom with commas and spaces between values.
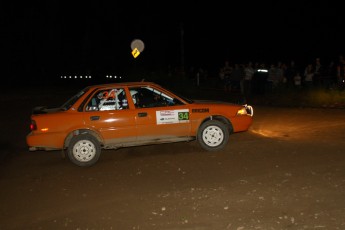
178, 112, 189, 120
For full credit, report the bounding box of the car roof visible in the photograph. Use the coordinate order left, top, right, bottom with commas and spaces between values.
87, 82, 161, 89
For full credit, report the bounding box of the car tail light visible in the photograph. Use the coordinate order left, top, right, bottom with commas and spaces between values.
30, 120, 37, 131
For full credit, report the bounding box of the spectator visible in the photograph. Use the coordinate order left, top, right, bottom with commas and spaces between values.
337, 55, 345, 90
229, 63, 243, 93
294, 72, 302, 89
252, 63, 268, 95
267, 64, 278, 92
304, 64, 314, 89
314, 57, 323, 87
285, 60, 299, 89
219, 60, 233, 92
324, 60, 337, 89
243, 61, 255, 97
276, 61, 285, 88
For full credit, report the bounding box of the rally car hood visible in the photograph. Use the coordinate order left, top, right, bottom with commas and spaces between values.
192, 99, 239, 105
192, 99, 253, 116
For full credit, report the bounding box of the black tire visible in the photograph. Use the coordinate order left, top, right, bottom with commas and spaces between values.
67, 134, 101, 167
197, 120, 229, 151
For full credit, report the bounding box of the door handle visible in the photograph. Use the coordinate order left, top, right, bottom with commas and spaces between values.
138, 112, 147, 117
90, 116, 100, 121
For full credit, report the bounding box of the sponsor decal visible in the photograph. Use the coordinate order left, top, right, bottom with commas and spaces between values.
156, 109, 190, 124
192, 108, 209, 113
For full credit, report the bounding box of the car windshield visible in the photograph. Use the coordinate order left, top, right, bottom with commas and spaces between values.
177, 93, 194, 104
161, 86, 194, 104
60, 87, 90, 111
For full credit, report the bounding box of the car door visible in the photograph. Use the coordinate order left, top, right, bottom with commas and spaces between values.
129, 86, 192, 144
83, 87, 137, 146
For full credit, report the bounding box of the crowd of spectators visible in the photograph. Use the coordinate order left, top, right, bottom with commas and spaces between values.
212, 54, 345, 97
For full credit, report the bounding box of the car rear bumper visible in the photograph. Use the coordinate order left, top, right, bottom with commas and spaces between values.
26, 132, 64, 151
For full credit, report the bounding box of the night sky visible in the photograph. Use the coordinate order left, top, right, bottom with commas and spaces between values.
3, 1, 345, 85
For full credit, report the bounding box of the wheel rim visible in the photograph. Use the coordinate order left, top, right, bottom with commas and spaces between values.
202, 125, 224, 147
72, 139, 96, 162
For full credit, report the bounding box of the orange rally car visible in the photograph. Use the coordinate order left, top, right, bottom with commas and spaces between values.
26, 82, 254, 167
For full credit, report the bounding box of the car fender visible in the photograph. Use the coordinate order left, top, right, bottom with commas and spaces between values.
198, 115, 233, 133
64, 128, 104, 149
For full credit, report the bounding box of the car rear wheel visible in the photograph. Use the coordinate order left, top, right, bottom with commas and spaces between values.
197, 120, 229, 151
67, 134, 101, 167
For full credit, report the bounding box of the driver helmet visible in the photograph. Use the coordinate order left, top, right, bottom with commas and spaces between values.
130, 90, 138, 105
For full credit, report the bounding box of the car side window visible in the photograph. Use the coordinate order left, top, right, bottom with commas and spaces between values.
86, 88, 128, 111
129, 87, 176, 108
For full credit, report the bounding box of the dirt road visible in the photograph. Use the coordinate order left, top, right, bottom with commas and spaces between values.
1, 103, 345, 230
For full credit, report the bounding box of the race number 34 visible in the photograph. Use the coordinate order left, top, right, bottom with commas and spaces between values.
178, 112, 189, 120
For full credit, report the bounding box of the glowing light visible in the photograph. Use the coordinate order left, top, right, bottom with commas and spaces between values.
237, 108, 247, 115
257, 69, 268, 72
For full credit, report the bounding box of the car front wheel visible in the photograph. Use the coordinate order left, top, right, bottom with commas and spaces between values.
197, 120, 229, 151
67, 134, 101, 167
